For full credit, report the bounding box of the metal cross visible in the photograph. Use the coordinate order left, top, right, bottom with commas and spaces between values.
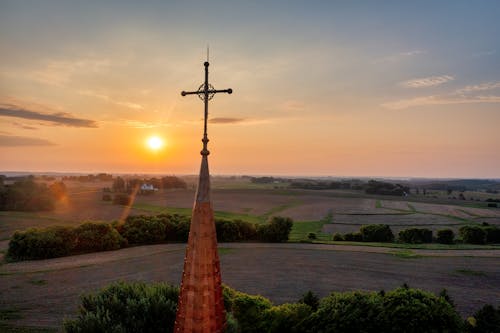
181, 61, 232, 156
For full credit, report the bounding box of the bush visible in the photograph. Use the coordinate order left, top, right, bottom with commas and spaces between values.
343, 232, 362, 242
298, 290, 319, 311
227, 289, 273, 333
7, 226, 75, 260
467, 304, 500, 333
102, 194, 112, 201
302, 288, 463, 333
263, 303, 312, 333
122, 216, 167, 244
64, 281, 179, 333
74, 222, 124, 252
360, 224, 394, 242
460, 226, 486, 244
332, 233, 344, 241
258, 216, 293, 242
307, 232, 317, 240
398, 228, 433, 244
437, 229, 455, 244
484, 226, 500, 244
0, 179, 56, 211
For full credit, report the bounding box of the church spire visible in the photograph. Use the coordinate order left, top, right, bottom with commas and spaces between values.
174, 60, 233, 333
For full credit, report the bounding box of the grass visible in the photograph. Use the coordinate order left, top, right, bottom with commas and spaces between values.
259, 200, 303, 221
289, 221, 330, 242
455, 269, 487, 276
218, 248, 235, 255
391, 249, 423, 259
0, 307, 55, 333
375, 200, 382, 209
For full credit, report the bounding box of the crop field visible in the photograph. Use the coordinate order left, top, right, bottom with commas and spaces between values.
1, 178, 500, 331
1, 243, 499, 330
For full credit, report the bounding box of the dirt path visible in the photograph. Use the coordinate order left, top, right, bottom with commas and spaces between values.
1, 243, 499, 329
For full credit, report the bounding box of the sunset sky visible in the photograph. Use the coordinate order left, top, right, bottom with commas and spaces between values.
1, 1, 499, 178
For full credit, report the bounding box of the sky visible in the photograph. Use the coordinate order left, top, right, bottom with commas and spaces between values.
1, 0, 499, 178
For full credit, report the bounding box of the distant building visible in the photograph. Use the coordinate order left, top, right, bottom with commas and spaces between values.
140, 183, 157, 194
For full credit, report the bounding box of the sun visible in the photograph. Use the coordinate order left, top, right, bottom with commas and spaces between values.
146, 136, 164, 151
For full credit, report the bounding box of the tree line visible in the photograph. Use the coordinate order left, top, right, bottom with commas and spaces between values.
6, 215, 293, 261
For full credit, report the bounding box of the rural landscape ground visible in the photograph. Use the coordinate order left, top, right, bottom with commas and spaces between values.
1, 176, 500, 331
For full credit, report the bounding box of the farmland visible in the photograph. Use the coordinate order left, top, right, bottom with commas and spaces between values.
1, 176, 500, 330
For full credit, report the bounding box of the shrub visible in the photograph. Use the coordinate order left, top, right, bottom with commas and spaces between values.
307, 232, 317, 240
0, 179, 56, 211
302, 291, 384, 332
398, 228, 433, 244
216, 219, 242, 242
122, 216, 167, 244
228, 289, 273, 333
379, 287, 463, 333
102, 194, 112, 201
74, 222, 124, 252
7, 226, 75, 260
360, 224, 394, 242
63, 281, 179, 333
298, 290, 319, 311
263, 303, 312, 333
258, 216, 293, 242
344, 232, 362, 242
437, 229, 455, 244
460, 226, 486, 244
332, 233, 344, 241
484, 226, 500, 244
467, 304, 500, 333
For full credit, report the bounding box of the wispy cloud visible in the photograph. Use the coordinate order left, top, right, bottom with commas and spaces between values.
78, 90, 144, 110
472, 50, 496, 58
0, 134, 55, 147
373, 50, 426, 64
401, 75, 454, 88
209, 117, 246, 124
12, 122, 38, 130
454, 81, 500, 94
382, 95, 500, 110
0, 105, 98, 127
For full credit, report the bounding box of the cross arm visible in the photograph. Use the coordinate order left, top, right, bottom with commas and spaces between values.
181, 88, 233, 97
181, 91, 200, 96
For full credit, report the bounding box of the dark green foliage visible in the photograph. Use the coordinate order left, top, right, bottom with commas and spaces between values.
360, 224, 394, 242
112, 194, 131, 205
307, 232, 317, 240
398, 228, 433, 244
74, 222, 124, 252
63, 281, 179, 333
0, 179, 56, 211
257, 216, 293, 242
343, 232, 362, 242
460, 226, 486, 244
122, 216, 167, 244
303, 288, 463, 333
215, 219, 258, 242
303, 291, 384, 332
484, 226, 500, 244
299, 290, 319, 311
224, 287, 272, 333
332, 233, 344, 241
7, 226, 75, 260
365, 180, 409, 196
467, 304, 500, 333
437, 229, 455, 244
263, 303, 312, 333
379, 287, 463, 333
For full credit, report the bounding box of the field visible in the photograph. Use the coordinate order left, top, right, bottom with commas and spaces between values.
1, 177, 500, 330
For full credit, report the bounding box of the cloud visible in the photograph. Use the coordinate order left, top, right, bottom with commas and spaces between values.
78, 90, 144, 110
12, 122, 38, 130
401, 75, 454, 88
381, 95, 500, 110
454, 81, 500, 94
373, 50, 426, 63
0, 134, 55, 147
0, 105, 98, 127
209, 117, 246, 124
